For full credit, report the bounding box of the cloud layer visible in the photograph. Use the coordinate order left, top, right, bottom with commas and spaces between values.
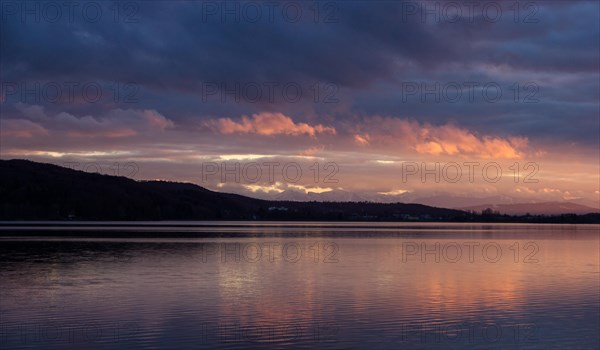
0, 1, 598, 204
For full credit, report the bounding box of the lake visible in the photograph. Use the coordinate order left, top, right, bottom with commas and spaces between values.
1, 222, 599, 349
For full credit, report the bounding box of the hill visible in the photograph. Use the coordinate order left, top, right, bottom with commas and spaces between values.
0, 159, 469, 221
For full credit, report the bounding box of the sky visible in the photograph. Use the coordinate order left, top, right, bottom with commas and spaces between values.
1, 0, 599, 207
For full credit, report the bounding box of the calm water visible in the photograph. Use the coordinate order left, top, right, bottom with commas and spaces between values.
1, 222, 599, 349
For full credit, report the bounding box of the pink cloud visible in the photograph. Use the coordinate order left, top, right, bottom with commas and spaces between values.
142, 110, 175, 131
0, 119, 48, 138
67, 128, 138, 138
207, 112, 336, 137
356, 117, 529, 159
299, 145, 325, 156
354, 133, 370, 146
60, 109, 173, 138
11, 105, 174, 139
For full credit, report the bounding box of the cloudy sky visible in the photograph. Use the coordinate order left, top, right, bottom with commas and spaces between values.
1, 0, 599, 207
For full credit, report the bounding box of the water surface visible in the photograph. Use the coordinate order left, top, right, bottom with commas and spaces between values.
1, 222, 598, 349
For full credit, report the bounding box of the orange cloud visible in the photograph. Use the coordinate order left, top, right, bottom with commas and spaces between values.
414, 125, 527, 159
299, 146, 325, 156
358, 117, 529, 159
354, 133, 370, 146
207, 112, 336, 137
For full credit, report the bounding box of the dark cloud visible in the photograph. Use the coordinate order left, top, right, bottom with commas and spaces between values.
5, 1, 595, 85
0, 0, 598, 147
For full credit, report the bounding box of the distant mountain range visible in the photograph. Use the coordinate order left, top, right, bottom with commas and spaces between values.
248, 190, 599, 214
461, 202, 599, 215
1, 159, 598, 223
412, 195, 599, 211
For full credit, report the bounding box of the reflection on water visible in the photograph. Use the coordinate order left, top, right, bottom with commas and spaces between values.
1, 223, 599, 349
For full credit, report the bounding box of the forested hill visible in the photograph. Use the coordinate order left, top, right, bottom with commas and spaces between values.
0, 159, 469, 221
